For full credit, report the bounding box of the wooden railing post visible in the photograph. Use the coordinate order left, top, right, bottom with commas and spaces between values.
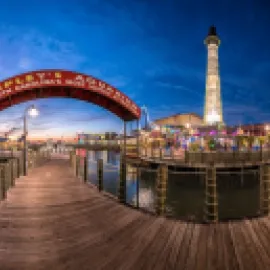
69, 151, 73, 166
259, 163, 270, 215
72, 153, 76, 176
119, 155, 127, 203
159, 147, 162, 160
136, 166, 141, 208
155, 164, 168, 215
97, 159, 103, 191
83, 154, 88, 183
75, 156, 79, 178
10, 159, 15, 187
204, 163, 218, 223
0, 167, 6, 200
3, 162, 11, 196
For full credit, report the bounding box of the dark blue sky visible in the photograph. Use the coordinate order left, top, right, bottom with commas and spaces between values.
0, 0, 269, 138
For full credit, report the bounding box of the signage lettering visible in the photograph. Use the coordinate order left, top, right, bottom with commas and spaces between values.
4, 80, 13, 88
0, 70, 140, 118
25, 74, 34, 82
15, 77, 23, 85
55, 72, 62, 78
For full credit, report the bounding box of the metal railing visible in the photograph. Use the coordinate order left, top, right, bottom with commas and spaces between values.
70, 150, 270, 223
134, 146, 270, 165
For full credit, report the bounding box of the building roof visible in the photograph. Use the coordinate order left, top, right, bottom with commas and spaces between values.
154, 112, 203, 122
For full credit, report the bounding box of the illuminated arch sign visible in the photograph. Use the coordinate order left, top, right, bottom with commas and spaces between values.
0, 69, 141, 121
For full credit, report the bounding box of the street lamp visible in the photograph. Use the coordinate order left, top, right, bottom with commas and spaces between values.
23, 105, 39, 176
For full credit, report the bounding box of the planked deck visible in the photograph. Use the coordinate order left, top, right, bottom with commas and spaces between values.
0, 159, 270, 270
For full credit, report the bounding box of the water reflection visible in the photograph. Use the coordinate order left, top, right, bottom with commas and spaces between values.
77, 149, 260, 222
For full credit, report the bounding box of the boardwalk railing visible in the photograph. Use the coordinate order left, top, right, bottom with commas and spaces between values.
0, 149, 51, 202
134, 146, 270, 165
70, 150, 270, 224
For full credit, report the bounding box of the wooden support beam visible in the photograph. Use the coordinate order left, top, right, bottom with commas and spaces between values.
259, 164, 270, 215
155, 164, 168, 215
204, 163, 218, 223
97, 159, 103, 191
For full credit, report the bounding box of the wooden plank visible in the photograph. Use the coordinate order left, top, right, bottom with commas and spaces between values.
193, 224, 209, 270
182, 223, 201, 270
255, 218, 270, 258
165, 222, 188, 269
206, 224, 218, 270
97, 215, 153, 270
228, 222, 248, 270
242, 219, 270, 268
174, 223, 195, 269
116, 217, 166, 270
139, 219, 176, 270
220, 223, 240, 270
150, 220, 183, 270
2, 158, 270, 269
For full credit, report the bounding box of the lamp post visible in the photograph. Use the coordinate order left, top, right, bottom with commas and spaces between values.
23, 105, 39, 176
265, 124, 270, 150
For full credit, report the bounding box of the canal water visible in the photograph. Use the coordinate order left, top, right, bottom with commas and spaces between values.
78, 149, 260, 222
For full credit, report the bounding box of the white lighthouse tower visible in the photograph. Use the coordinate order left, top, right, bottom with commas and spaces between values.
203, 26, 224, 126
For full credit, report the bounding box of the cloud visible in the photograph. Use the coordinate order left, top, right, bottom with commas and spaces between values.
0, 26, 85, 79
105, 75, 129, 88
155, 81, 204, 97
18, 57, 32, 70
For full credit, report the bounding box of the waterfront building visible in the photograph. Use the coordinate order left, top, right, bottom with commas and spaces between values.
154, 113, 203, 128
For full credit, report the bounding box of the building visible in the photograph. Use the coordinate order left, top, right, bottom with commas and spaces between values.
104, 132, 118, 140
154, 113, 203, 128
232, 123, 270, 136
204, 26, 223, 125
76, 132, 119, 144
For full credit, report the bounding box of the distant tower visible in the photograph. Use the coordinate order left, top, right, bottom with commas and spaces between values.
203, 26, 223, 125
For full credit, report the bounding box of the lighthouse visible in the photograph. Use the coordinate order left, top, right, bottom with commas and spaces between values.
203, 26, 223, 126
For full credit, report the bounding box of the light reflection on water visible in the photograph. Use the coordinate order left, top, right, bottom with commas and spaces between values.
78, 149, 260, 222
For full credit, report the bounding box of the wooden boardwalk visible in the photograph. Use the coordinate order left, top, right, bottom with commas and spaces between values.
0, 159, 270, 270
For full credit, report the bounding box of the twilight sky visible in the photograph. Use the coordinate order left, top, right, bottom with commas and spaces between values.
0, 0, 269, 139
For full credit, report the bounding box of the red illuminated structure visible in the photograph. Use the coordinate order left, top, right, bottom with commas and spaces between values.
0, 69, 141, 121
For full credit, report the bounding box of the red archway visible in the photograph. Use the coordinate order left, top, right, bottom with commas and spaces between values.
0, 69, 141, 120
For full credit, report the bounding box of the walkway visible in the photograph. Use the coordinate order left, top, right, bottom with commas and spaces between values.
0, 159, 270, 270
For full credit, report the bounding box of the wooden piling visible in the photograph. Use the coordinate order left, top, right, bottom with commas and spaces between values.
83, 153, 88, 183
75, 155, 79, 177
16, 157, 20, 178
204, 163, 218, 223
69, 151, 73, 166
10, 159, 15, 187
259, 164, 270, 215
3, 163, 11, 194
0, 167, 5, 200
97, 159, 103, 191
159, 148, 163, 159
136, 166, 141, 208
155, 164, 168, 216
119, 155, 127, 203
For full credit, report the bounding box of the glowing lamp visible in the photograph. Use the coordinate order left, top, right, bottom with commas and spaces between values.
206, 110, 220, 124
28, 106, 39, 117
